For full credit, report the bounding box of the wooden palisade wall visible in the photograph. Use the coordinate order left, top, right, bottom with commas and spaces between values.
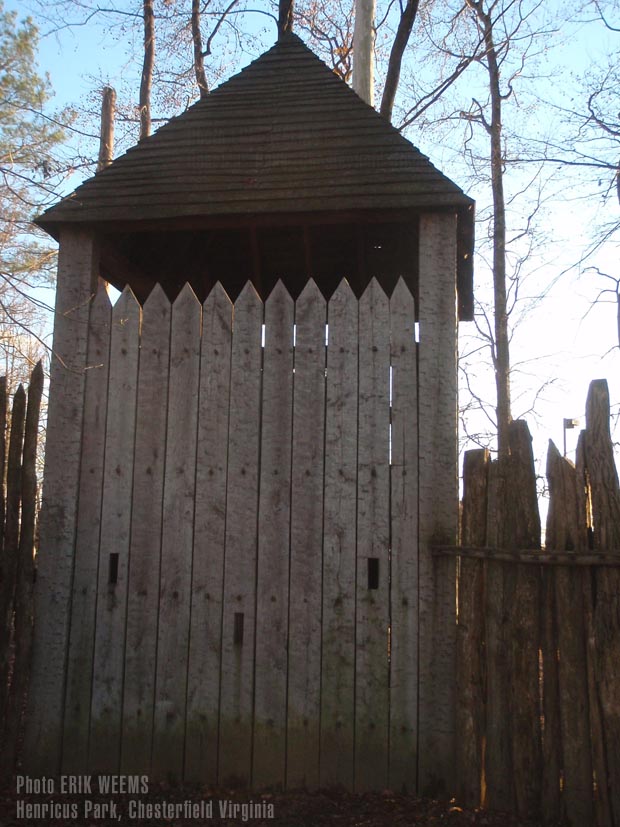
23, 213, 459, 793
454, 380, 620, 826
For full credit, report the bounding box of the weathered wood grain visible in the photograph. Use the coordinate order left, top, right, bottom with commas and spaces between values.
121, 284, 171, 774
505, 421, 542, 820
23, 229, 98, 774
577, 430, 613, 827
320, 279, 357, 790
90, 286, 141, 774
456, 448, 488, 808
185, 283, 232, 783
0, 384, 25, 728
2, 363, 44, 775
354, 278, 390, 792
253, 281, 294, 788
218, 282, 263, 787
483, 460, 514, 810
388, 278, 418, 794
545, 439, 593, 826
585, 380, 620, 824
417, 213, 458, 796
287, 279, 326, 789
151, 284, 201, 782
62, 286, 112, 772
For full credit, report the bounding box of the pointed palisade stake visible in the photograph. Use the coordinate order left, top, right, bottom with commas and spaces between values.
320, 279, 357, 790
121, 283, 171, 775
151, 284, 201, 783
90, 286, 141, 775
185, 282, 232, 784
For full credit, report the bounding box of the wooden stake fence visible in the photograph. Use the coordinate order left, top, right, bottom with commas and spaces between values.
453, 379, 620, 826
0, 363, 44, 779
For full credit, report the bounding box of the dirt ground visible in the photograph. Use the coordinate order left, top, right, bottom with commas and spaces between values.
0, 782, 563, 827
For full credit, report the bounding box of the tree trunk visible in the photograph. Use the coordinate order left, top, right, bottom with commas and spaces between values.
139, 0, 155, 141
278, 0, 294, 37
353, 0, 375, 106
379, 0, 419, 122
191, 0, 209, 98
97, 86, 116, 171
467, 0, 512, 456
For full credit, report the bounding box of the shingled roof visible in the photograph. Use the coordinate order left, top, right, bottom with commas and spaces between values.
39, 32, 473, 223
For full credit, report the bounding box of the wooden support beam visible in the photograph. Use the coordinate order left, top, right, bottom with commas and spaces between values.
22, 229, 99, 774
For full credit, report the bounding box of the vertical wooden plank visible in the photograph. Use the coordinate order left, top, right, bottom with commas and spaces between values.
121, 285, 171, 774
505, 421, 542, 821
185, 283, 232, 784
23, 229, 98, 774
2, 364, 44, 776
62, 286, 112, 773
287, 279, 326, 789
0, 384, 25, 727
417, 213, 458, 796
545, 439, 593, 826
483, 459, 514, 811
355, 278, 390, 792
90, 286, 141, 773
320, 280, 357, 790
577, 429, 613, 827
218, 282, 263, 787
585, 380, 620, 825
253, 281, 294, 788
388, 278, 418, 794
456, 448, 489, 807
151, 284, 201, 782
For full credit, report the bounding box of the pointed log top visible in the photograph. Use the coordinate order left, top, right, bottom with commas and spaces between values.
113, 283, 141, 318
297, 278, 324, 304
30, 360, 44, 386
15, 384, 25, 399
360, 276, 388, 305
329, 278, 356, 304
205, 281, 233, 308
235, 280, 263, 308
143, 282, 170, 309
266, 279, 294, 305
390, 277, 415, 306
586, 378, 611, 433
173, 282, 201, 308
92, 282, 113, 310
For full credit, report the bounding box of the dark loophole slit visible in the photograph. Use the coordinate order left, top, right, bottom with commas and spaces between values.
368, 558, 379, 590
109, 553, 119, 585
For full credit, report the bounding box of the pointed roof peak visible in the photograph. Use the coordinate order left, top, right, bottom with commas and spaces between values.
37, 33, 472, 234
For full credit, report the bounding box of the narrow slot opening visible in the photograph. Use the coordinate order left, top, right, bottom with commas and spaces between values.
234, 612, 244, 645
109, 553, 119, 585
367, 558, 379, 590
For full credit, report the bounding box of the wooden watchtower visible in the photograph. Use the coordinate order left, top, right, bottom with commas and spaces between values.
25, 34, 474, 794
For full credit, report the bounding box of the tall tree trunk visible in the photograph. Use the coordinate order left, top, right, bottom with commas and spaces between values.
353, 0, 376, 105
97, 86, 116, 171
467, 0, 512, 456
140, 0, 155, 141
191, 0, 209, 98
379, 0, 419, 121
278, 0, 294, 37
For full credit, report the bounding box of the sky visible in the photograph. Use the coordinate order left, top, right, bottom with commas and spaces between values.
9, 0, 620, 496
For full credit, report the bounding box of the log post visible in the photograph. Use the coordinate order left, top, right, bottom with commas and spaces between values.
417, 212, 458, 795
22, 229, 99, 774
456, 448, 488, 807
585, 379, 620, 824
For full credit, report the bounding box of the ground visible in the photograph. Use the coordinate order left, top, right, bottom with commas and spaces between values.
0, 782, 563, 827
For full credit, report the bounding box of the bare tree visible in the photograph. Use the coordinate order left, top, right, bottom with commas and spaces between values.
139, 0, 155, 140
